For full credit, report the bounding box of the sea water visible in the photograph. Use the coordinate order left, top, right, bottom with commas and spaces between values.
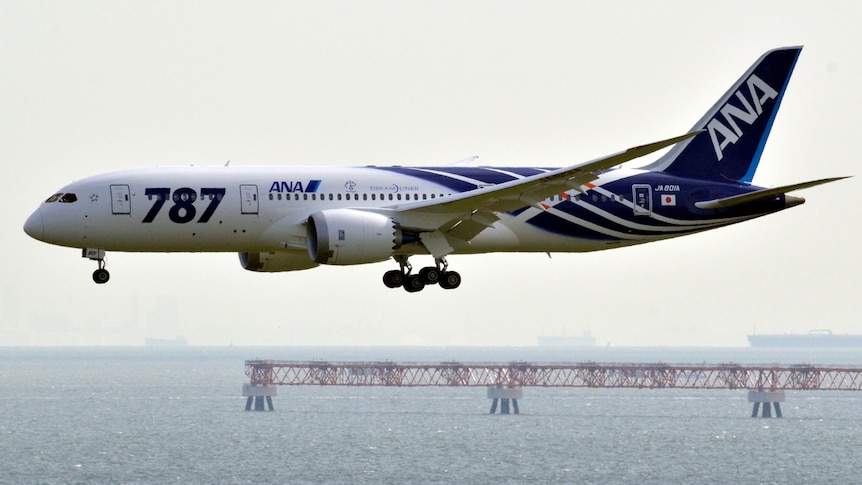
1, 346, 861, 484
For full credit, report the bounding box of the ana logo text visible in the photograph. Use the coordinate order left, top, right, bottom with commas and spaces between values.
707, 74, 778, 161
268, 180, 322, 193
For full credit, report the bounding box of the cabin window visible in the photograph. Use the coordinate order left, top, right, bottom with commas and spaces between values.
337, 194, 343, 201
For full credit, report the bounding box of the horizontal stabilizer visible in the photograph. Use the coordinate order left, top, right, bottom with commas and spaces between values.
695, 177, 849, 209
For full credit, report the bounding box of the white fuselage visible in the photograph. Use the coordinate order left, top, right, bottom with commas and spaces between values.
26, 165, 638, 256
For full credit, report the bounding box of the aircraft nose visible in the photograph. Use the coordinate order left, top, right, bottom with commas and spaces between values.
24, 208, 45, 241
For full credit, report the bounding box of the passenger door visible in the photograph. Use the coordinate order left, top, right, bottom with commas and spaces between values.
110, 184, 131, 214
632, 184, 651, 216
240, 184, 259, 215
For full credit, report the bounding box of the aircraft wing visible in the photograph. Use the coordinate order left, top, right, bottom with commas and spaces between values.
369, 131, 701, 256
694, 177, 849, 210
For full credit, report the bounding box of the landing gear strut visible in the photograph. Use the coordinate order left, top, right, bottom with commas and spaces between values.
382, 256, 460, 292
83, 248, 110, 284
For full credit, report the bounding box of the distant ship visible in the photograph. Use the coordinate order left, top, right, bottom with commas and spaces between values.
145, 335, 189, 347
537, 332, 596, 347
747, 329, 862, 348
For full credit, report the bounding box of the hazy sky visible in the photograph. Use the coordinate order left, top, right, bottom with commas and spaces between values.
2, 1, 859, 347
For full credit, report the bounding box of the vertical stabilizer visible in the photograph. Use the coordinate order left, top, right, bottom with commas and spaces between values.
644, 47, 802, 183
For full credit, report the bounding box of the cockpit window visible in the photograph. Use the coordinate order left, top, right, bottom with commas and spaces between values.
45, 193, 63, 203
59, 193, 77, 203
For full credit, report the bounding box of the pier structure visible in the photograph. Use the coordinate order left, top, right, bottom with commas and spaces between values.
748, 390, 785, 418
487, 386, 523, 414
243, 383, 276, 411
244, 360, 862, 416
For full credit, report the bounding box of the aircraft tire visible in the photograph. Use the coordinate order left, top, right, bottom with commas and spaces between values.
383, 270, 404, 288
92, 268, 110, 284
403, 274, 425, 293
439, 271, 461, 290
418, 266, 440, 285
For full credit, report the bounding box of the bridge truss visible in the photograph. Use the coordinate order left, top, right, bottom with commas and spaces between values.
246, 360, 862, 391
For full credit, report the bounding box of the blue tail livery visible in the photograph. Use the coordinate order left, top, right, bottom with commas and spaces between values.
645, 47, 801, 183
24, 47, 847, 291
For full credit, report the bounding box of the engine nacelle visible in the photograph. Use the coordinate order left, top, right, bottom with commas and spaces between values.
238, 251, 319, 272
307, 209, 401, 265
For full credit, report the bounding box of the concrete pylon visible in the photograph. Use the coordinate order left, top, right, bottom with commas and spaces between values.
748, 390, 785, 418
243, 384, 277, 411
487, 386, 523, 414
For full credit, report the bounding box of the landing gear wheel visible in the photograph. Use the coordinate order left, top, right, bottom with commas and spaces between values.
384, 255, 413, 289
439, 271, 461, 290
383, 256, 458, 291
92, 268, 110, 284
403, 274, 426, 293
418, 266, 440, 285
85, 249, 110, 284
383, 270, 404, 288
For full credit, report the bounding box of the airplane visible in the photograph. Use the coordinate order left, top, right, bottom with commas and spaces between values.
24, 46, 846, 292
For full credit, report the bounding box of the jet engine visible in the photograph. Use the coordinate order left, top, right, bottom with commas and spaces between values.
307, 209, 402, 265
238, 251, 319, 272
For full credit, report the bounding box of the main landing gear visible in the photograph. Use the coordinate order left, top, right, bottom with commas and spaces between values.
382, 256, 461, 292
83, 248, 110, 284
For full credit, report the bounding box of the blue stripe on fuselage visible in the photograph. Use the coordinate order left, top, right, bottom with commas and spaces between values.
373, 167, 479, 192
368, 165, 788, 241
372, 166, 554, 192
521, 174, 787, 240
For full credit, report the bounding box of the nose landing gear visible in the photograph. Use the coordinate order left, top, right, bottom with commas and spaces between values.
382, 256, 460, 292
83, 248, 110, 284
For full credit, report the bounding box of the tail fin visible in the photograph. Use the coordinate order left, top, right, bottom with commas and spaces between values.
644, 46, 802, 183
